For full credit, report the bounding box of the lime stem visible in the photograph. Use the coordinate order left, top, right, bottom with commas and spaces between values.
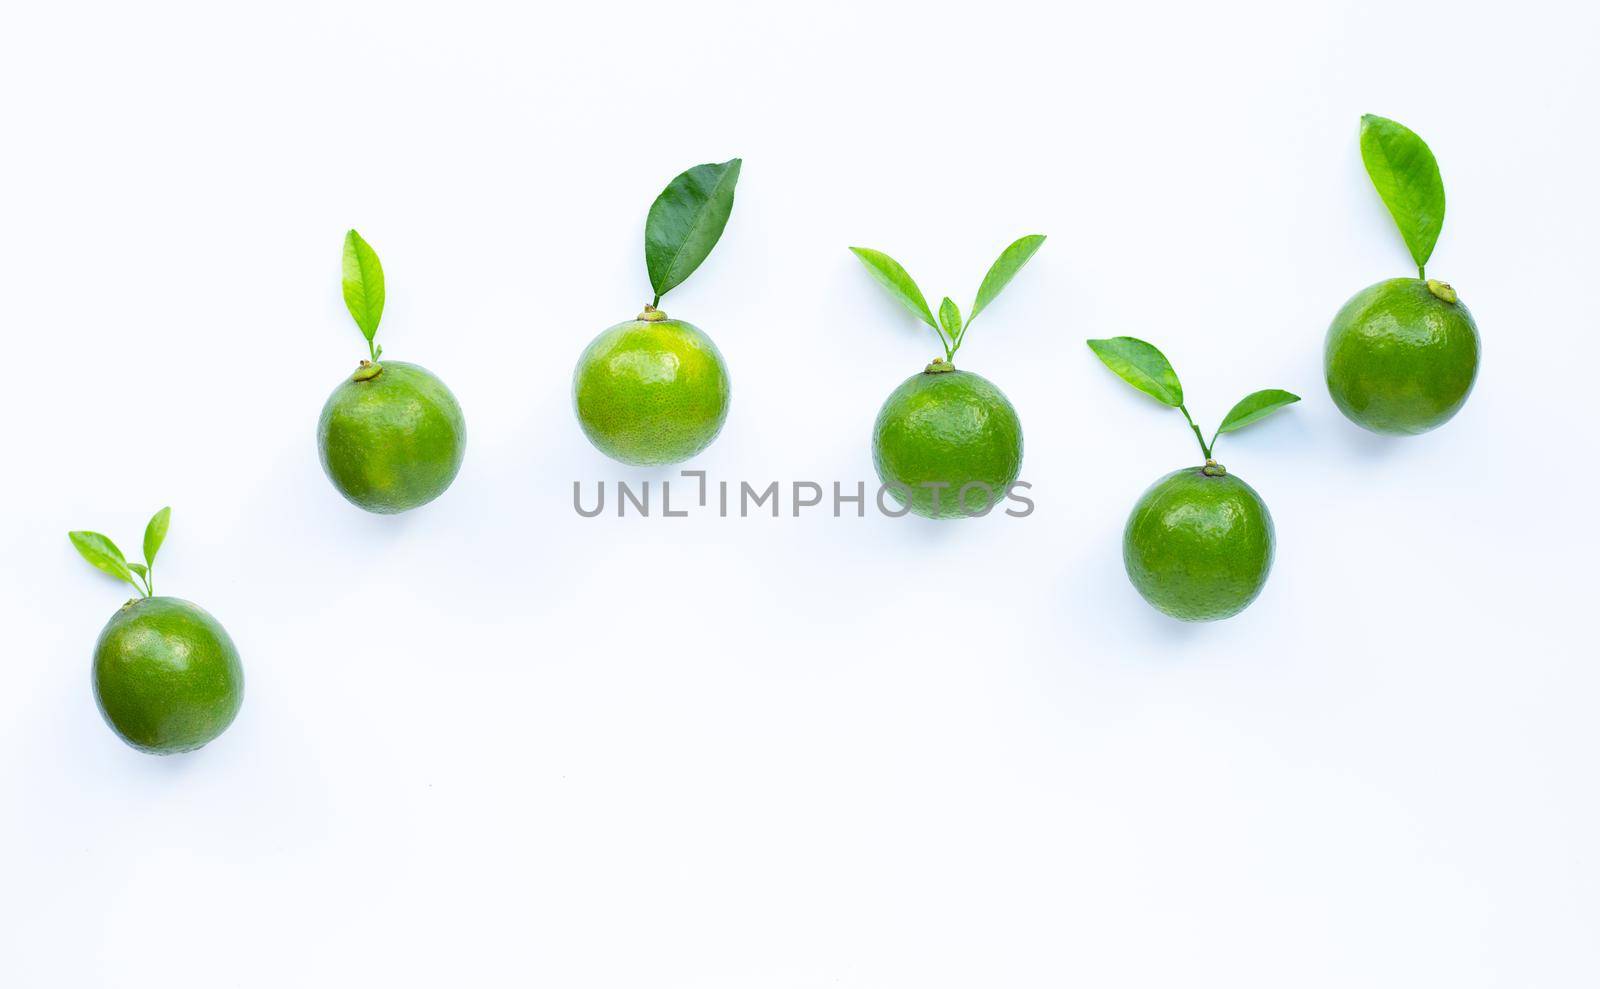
1179, 404, 1212, 460
950, 315, 972, 359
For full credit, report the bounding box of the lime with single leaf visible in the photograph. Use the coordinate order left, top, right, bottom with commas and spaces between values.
318, 230, 466, 513
574, 160, 739, 465
1326, 115, 1480, 435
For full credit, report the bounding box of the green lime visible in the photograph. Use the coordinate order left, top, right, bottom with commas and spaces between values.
1123, 466, 1274, 622
93, 596, 244, 754
573, 313, 731, 466
1324, 277, 1480, 435
872, 364, 1023, 520
317, 360, 467, 514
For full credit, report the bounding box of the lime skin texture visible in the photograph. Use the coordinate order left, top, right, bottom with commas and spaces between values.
1325, 278, 1480, 435
1123, 467, 1275, 622
317, 360, 467, 514
92, 596, 244, 754
573, 317, 732, 466
872, 368, 1023, 520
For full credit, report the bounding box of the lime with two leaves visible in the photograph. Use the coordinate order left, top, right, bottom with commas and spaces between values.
574, 160, 740, 466
1326, 115, 1480, 435
852, 235, 1045, 519
69, 509, 244, 754
1088, 338, 1299, 621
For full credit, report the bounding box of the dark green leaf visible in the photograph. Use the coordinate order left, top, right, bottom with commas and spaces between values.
1086, 337, 1183, 407
143, 506, 170, 567
68, 531, 136, 585
971, 234, 1045, 322
938, 297, 962, 341
1359, 115, 1445, 269
342, 229, 385, 342
1216, 389, 1301, 435
645, 159, 742, 300
849, 247, 936, 327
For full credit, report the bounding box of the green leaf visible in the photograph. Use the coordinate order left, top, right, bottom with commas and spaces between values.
849, 247, 937, 327
68, 531, 136, 585
1086, 337, 1183, 407
938, 297, 962, 341
1215, 389, 1302, 435
971, 234, 1046, 322
128, 563, 148, 577
143, 506, 170, 567
1359, 115, 1445, 270
645, 159, 742, 301
342, 229, 385, 342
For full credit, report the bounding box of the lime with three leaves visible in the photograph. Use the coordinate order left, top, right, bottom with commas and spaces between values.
872, 365, 1022, 518
93, 596, 244, 754
69, 509, 244, 754
852, 234, 1045, 520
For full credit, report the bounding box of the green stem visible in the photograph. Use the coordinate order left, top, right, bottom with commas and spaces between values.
944, 313, 979, 362
1179, 404, 1211, 460
1418, 264, 1426, 280
367, 337, 378, 362
652, 293, 661, 308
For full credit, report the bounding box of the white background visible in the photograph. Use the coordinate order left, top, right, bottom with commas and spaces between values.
2, 1, 1596, 985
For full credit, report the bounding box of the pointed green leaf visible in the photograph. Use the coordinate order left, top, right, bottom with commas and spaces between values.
849, 247, 936, 327
128, 562, 148, 577
342, 229, 385, 342
645, 159, 742, 300
143, 506, 171, 567
938, 297, 962, 341
1086, 337, 1183, 407
971, 234, 1046, 322
1359, 115, 1445, 269
1216, 389, 1302, 435
68, 531, 136, 585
